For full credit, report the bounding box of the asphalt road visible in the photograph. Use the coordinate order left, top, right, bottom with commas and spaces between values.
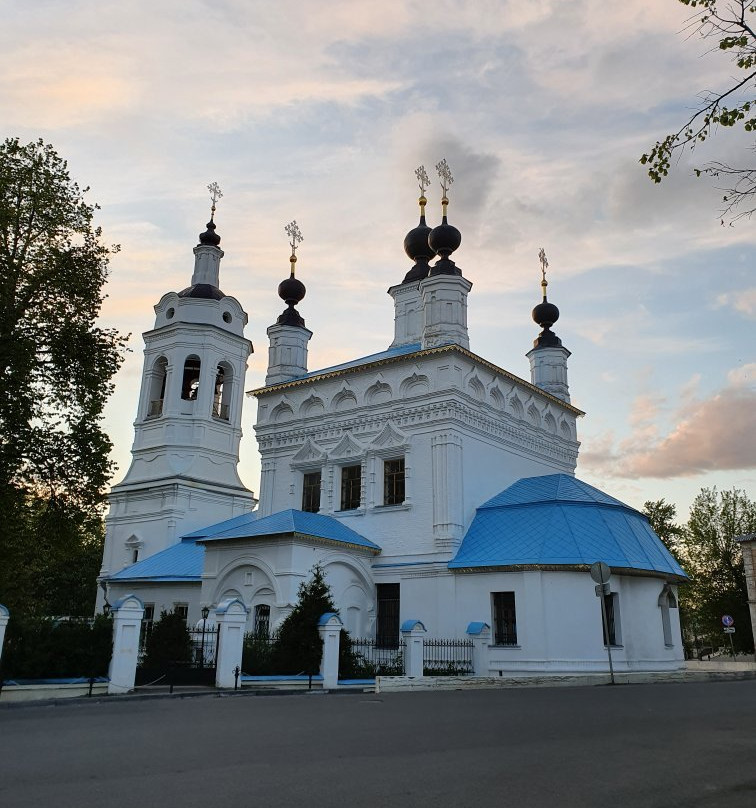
1, 681, 755, 808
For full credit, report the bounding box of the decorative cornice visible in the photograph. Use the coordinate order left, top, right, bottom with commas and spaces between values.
255, 399, 578, 466
247, 343, 584, 416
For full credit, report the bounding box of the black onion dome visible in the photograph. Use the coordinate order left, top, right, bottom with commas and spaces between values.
428, 219, 461, 257
402, 218, 436, 283
278, 275, 306, 306
532, 299, 560, 329
199, 220, 221, 246
428, 217, 462, 277
276, 271, 307, 327
532, 296, 562, 348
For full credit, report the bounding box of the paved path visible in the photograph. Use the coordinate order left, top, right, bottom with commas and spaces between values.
1, 680, 755, 807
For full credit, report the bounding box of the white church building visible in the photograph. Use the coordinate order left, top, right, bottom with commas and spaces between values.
99, 170, 687, 673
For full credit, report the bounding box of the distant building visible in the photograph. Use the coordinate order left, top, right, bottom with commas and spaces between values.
100, 174, 686, 672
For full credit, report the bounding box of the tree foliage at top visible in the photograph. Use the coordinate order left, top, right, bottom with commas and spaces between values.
641, 1, 756, 222
0, 137, 127, 615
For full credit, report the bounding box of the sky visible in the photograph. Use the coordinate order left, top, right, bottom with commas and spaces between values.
2, 0, 754, 523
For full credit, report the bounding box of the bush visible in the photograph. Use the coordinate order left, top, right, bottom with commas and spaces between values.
142, 610, 192, 669
1, 614, 112, 680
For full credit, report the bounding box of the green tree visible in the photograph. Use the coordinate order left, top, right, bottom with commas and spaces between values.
142, 610, 193, 669
679, 487, 756, 652
272, 564, 335, 675
643, 498, 685, 554
0, 137, 127, 615
641, 1, 756, 222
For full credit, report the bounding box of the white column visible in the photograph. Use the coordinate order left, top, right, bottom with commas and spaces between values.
215, 598, 250, 689
401, 619, 427, 678
431, 432, 464, 549
318, 612, 343, 689
466, 622, 491, 676
0, 604, 9, 671
108, 595, 145, 695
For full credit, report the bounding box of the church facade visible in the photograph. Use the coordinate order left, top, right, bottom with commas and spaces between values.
100, 171, 686, 673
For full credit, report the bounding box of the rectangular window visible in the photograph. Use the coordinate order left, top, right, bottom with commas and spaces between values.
174, 603, 189, 621
492, 592, 517, 646
602, 593, 620, 646
376, 583, 400, 648
340, 464, 361, 511
383, 458, 405, 506
302, 471, 322, 513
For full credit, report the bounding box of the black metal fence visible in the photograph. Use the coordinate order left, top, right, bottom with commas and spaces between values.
341, 637, 405, 678
423, 638, 474, 676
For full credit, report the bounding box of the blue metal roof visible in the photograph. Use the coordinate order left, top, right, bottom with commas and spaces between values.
198, 508, 381, 551
299, 342, 422, 380
182, 510, 258, 539
450, 474, 687, 578
108, 538, 204, 582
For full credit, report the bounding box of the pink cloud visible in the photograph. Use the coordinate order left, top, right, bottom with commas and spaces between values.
581, 386, 756, 479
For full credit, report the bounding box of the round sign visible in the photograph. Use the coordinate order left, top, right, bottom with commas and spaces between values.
589, 561, 611, 584
722, 614, 734, 627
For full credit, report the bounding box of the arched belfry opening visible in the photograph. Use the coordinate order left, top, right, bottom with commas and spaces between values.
181, 356, 202, 401
213, 362, 233, 421
146, 356, 168, 418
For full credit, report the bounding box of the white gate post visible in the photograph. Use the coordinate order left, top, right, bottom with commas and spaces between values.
401, 619, 427, 678
215, 598, 250, 689
467, 621, 491, 676
318, 612, 343, 689
108, 594, 145, 694
0, 604, 9, 672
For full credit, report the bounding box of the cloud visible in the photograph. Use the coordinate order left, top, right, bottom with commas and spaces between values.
716, 288, 756, 319
581, 380, 756, 479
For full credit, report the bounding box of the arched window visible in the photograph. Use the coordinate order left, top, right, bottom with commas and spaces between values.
181, 356, 201, 401
146, 357, 167, 417
659, 585, 678, 647
212, 362, 233, 420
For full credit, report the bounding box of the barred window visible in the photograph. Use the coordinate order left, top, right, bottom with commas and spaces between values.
340, 464, 361, 511
302, 471, 321, 513
383, 458, 405, 506
492, 592, 517, 646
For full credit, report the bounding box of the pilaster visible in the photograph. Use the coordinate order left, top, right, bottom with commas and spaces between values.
431, 431, 464, 549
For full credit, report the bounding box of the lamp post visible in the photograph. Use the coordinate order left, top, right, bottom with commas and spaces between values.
200, 606, 210, 668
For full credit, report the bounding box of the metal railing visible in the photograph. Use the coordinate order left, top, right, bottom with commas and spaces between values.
423, 638, 474, 676
341, 637, 405, 678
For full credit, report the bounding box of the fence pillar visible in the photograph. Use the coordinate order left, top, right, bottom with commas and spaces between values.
108, 594, 145, 694
467, 622, 491, 676
401, 619, 427, 678
318, 612, 343, 689
0, 604, 9, 673
215, 598, 250, 689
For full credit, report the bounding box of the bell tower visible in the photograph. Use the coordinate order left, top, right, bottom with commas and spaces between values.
99, 184, 257, 585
